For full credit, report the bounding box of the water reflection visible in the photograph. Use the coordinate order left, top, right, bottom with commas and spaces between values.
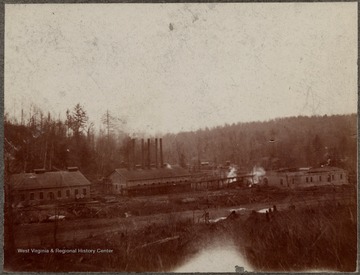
173, 242, 252, 272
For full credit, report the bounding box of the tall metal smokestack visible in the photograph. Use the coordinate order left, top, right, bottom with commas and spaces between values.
147, 138, 151, 169
141, 139, 144, 169
127, 139, 131, 170
155, 138, 158, 168
132, 139, 136, 169
160, 138, 163, 168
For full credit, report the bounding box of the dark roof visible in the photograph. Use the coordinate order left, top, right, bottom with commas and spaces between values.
274, 166, 345, 175
307, 167, 345, 173
10, 171, 91, 191
113, 166, 190, 181
277, 167, 311, 172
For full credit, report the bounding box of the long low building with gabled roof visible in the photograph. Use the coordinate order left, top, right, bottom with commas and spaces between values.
9, 168, 91, 205
107, 165, 191, 195
259, 166, 348, 188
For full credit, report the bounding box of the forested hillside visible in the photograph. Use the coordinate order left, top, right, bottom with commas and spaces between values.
4, 103, 357, 181
162, 114, 357, 173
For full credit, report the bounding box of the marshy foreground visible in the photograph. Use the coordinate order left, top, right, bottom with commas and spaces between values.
5, 185, 357, 272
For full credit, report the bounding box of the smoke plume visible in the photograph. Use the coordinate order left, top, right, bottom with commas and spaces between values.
248, 165, 266, 185
227, 166, 237, 183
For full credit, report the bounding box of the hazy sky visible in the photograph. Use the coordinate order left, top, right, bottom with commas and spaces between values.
5, 3, 357, 134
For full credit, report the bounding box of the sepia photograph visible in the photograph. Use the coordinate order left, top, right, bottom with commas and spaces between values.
4, 2, 358, 272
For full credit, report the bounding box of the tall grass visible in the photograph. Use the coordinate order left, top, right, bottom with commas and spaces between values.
232, 203, 357, 271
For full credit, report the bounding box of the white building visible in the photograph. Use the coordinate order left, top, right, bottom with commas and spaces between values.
261, 166, 348, 188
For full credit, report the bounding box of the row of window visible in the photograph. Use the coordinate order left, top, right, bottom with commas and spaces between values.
132, 179, 189, 187
279, 173, 344, 185
125, 178, 189, 186
305, 174, 342, 183
280, 178, 294, 186
114, 180, 189, 191
20, 188, 87, 201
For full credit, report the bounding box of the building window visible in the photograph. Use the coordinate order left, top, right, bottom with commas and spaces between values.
30, 193, 34, 200
310, 177, 313, 182
39, 192, 44, 199
319, 176, 322, 181
83, 188, 86, 195
332, 175, 335, 180
21, 194, 25, 201
292, 179, 295, 184
48, 192, 54, 200
306, 177, 308, 183
280, 179, 283, 185
75, 189, 78, 195
66, 190, 70, 197
340, 174, 343, 179
57, 190, 61, 198
328, 175, 331, 182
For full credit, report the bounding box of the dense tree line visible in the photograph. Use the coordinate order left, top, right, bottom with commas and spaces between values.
162, 114, 357, 174
4, 103, 357, 181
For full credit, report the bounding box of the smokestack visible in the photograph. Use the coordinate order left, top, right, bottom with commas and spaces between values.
127, 139, 131, 170
160, 138, 163, 168
155, 138, 158, 168
147, 138, 151, 169
132, 139, 136, 169
141, 139, 144, 169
